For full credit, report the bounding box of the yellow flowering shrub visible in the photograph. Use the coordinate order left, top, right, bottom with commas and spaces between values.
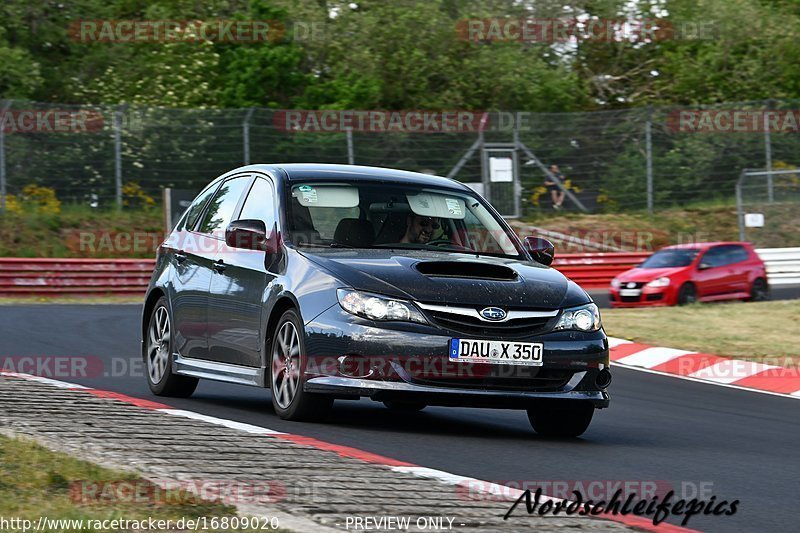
122, 182, 156, 208
16, 185, 62, 215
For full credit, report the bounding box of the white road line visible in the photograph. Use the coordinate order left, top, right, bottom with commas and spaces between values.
0, 371, 90, 389
615, 347, 694, 369
0, 371, 723, 531
158, 408, 285, 435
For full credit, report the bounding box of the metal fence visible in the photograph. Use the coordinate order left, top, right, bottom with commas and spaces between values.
736, 168, 800, 247
2, 99, 800, 214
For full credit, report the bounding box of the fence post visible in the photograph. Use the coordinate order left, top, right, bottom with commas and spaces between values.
513, 126, 522, 217
645, 106, 654, 214
0, 100, 10, 213
346, 128, 354, 164
113, 106, 124, 209
736, 170, 746, 241
243, 108, 254, 165
764, 99, 774, 203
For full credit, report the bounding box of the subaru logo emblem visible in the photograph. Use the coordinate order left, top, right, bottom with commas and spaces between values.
480, 307, 507, 321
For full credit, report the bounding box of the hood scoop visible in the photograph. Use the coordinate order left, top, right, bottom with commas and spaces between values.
415, 261, 518, 281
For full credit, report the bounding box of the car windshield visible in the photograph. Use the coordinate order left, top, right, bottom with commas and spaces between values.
285, 181, 522, 258
639, 249, 699, 268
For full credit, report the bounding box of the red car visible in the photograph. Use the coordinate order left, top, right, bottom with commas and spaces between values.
609, 242, 769, 307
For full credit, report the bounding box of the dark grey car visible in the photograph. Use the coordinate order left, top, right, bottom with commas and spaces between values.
142, 164, 611, 437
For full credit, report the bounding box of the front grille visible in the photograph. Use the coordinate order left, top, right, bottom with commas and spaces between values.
621, 282, 645, 289
422, 308, 554, 338
411, 368, 573, 392
619, 282, 645, 303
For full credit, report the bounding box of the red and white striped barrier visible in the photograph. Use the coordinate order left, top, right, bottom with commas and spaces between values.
609, 337, 800, 397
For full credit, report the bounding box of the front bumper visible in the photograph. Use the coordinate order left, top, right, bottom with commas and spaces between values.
609, 286, 675, 307
301, 305, 611, 409
306, 373, 609, 409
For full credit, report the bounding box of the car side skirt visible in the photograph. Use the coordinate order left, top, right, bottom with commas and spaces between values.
173, 354, 266, 387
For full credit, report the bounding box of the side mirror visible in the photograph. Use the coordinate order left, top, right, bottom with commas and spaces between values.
225, 219, 273, 251
698, 261, 712, 270
523, 236, 555, 266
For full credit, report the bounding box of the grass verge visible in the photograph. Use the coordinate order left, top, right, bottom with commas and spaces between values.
0, 433, 275, 532
602, 300, 800, 367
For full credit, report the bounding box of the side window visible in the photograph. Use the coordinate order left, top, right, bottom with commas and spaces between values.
181, 183, 220, 231
728, 245, 749, 264
702, 246, 730, 268
197, 176, 251, 238
239, 178, 277, 231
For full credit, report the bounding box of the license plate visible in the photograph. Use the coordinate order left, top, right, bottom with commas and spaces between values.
619, 289, 641, 297
449, 338, 543, 366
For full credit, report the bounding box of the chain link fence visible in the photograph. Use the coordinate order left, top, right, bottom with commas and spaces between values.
736, 168, 800, 248
1, 99, 799, 215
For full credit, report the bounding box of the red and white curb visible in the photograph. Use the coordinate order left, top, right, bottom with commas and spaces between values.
608, 337, 800, 398
0, 370, 694, 533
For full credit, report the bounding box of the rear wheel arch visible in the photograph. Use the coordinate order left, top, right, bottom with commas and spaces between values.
748, 277, 769, 301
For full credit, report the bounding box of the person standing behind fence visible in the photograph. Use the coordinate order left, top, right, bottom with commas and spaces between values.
545, 164, 566, 209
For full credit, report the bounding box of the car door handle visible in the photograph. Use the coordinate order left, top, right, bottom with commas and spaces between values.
174, 252, 188, 264
213, 260, 227, 273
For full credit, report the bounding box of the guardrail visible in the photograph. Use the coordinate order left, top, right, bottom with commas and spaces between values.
553, 252, 651, 289
0, 248, 797, 297
755, 247, 800, 286
0, 258, 155, 296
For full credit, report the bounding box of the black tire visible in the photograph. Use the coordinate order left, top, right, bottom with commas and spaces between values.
145, 297, 198, 398
527, 401, 594, 438
677, 283, 697, 306
747, 278, 769, 302
383, 401, 426, 412
269, 309, 333, 421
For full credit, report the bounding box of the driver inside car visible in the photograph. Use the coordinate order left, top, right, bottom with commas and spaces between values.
400, 214, 441, 244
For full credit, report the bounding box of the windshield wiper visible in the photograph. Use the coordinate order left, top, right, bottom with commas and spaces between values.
296, 242, 355, 249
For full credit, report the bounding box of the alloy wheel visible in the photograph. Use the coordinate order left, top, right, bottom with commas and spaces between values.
147, 306, 171, 384
272, 321, 301, 409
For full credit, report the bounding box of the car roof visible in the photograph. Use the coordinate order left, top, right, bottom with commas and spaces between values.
238, 163, 471, 190
662, 241, 751, 250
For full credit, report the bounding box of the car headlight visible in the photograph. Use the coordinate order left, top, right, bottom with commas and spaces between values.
336, 289, 427, 324
645, 277, 670, 288
554, 303, 602, 332
610, 278, 621, 289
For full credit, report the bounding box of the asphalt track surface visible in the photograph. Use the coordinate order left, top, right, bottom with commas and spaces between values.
2, 303, 799, 533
